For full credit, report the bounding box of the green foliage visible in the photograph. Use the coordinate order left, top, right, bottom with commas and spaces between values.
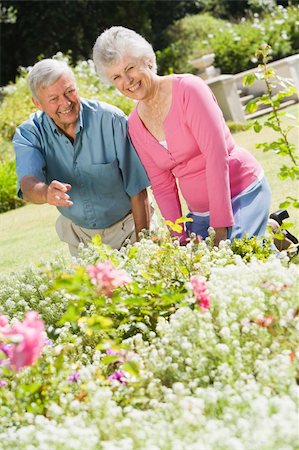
157, 6, 299, 75
226, 121, 251, 134
230, 235, 273, 262
157, 13, 221, 74
243, 43, 299, 210
0, 228, 298, 446
0, 134, 13, 161
0, 75, 36, 142
47, 229, 283, 348
211, 20, 263, 74
0, 0, 202, 86
0, 158, 23, 213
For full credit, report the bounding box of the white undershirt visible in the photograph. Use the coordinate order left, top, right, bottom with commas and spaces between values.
159, 140, 168, 149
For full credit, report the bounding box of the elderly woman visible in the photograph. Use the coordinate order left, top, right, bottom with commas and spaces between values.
92, 26, 272, 246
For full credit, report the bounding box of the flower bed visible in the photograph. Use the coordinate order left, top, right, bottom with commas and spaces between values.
0, 230, 298, 449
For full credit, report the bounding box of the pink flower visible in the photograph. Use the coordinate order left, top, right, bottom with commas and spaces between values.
2, 312, 45, 371
190, 275, 211, 311
86, 261, 132, 297
0, 315, 9, 332
108, 370, 127, 385
68, 372, 80, 383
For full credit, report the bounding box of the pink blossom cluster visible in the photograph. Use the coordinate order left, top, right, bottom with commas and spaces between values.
86, 261, 132, 297
190, 275, 211, 311
108, 370, 127, 385
0, 311, 45, 372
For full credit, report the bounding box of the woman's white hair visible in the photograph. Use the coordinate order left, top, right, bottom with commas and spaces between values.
93, 26, 157, 84
28, 58, 76, 100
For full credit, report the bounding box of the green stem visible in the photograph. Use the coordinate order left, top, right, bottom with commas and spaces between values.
262, 54, 297, 166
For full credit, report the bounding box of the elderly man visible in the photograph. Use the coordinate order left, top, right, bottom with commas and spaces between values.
13, 58, 152, 256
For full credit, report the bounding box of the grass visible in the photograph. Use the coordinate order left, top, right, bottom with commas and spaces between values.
0, 105, 298, 275
0, 204, 71, 275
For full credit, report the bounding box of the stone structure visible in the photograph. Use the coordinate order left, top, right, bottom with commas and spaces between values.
189, 53, 299, 122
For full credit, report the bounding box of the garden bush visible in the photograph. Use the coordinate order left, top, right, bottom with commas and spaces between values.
0, 231, 298, 449
157, 5, 299, 75
0, 158, 24, 213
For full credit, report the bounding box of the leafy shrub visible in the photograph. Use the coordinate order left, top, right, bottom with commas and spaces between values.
262, 5, 299, 61
157, 13, 222, 74
0, 75, 36, 143
0, 158, 24, 213
0, 232, 298, 448
157, 5, 299, 75
209, 20, 264, 74
0, 134, 14, 162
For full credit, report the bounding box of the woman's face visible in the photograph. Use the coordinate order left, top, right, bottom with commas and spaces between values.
105, 55, 155, 101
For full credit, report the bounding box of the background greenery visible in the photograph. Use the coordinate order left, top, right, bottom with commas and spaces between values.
157, 5, 299, 75
0, 0, 295, 85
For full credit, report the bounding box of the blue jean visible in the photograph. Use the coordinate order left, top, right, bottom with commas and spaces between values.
185, 176, 271, 240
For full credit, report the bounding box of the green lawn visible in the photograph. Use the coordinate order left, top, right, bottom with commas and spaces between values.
0, 105, 298, 275
0, 204, 70, 275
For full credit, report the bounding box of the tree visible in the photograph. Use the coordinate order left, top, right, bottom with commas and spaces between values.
0, 0, 201, 86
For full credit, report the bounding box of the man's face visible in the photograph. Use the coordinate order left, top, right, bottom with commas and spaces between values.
33, 73, 80, 131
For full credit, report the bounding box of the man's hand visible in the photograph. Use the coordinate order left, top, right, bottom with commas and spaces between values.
46, 180, 73, 207
20, 176, 73, 207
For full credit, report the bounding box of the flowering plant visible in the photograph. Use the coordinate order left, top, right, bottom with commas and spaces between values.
0, 230, 297, 449
0, 311, 45, 372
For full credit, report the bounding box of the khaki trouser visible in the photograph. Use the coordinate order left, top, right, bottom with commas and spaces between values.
56, 212, 137, 257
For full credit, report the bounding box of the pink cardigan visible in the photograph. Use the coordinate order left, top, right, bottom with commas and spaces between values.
128, 74, 262, 228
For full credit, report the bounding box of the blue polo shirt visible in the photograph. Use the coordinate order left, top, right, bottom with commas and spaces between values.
13, 98, 150, 229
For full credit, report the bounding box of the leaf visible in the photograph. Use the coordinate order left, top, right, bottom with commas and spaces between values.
280, 222, 294, 230
58, 303, 80, 325
80, 314, 113, 330
165, 220, 183, 233
91, 234, 102, 246
102, 355, 120, 365
243, 73, 256, 87
20, 382, 42, 395
54, 353, 64, 372
253, 121, 262, 133
273, 232, 285, 241
122, 360, 139, 377
279, 200, 291, 208
245, 100, 258, 114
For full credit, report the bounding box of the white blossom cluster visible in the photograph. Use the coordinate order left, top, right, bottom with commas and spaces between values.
0, 235, 298, 449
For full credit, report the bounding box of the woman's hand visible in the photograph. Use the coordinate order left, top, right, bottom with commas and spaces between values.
214, 227, 228, 246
